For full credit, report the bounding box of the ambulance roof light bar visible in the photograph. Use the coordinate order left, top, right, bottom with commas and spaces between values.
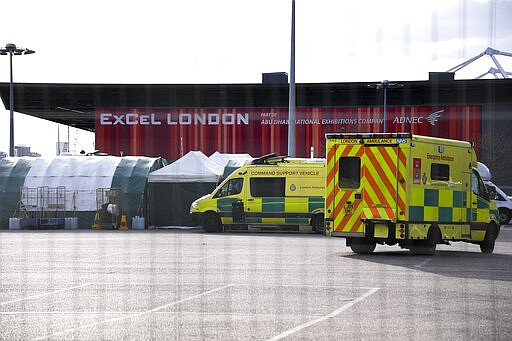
252, 153, 281, 165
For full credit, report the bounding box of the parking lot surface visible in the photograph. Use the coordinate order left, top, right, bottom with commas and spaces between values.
1, 226, 511, 340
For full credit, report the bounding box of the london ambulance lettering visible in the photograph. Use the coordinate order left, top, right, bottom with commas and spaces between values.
95, 106, 481, 160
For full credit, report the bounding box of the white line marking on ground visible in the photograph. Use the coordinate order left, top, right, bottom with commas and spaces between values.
0, 251, 22, 257
266, 287, 380, 341
414, 257, 433, 268
32, 283, 235, 341
296, 251, 340, 265
0, 311, 142, 315
0, 283, 94, 306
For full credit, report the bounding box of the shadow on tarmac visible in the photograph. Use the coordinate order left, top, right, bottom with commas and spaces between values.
342, 249, 512, 282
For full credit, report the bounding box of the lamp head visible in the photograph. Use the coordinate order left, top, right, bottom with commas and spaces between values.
5, 43, 16, 51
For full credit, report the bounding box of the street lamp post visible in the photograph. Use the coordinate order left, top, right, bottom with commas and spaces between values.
0, 43, 35, 157
367, 80, 403, 133
288, 0, 296, 157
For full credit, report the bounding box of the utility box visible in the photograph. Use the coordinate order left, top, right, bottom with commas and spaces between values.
429, 72, 455, 81
262, 72, 288, 84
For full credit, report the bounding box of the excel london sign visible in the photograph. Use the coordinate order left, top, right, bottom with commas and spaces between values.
95, 106, 480, 160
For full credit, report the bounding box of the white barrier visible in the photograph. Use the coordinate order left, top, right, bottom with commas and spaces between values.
9, 218, 21, 230
65, 217, 78, 229
132, 216, 145, 230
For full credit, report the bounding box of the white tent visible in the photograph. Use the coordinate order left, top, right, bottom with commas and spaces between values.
147, 151, 224, 226
208, 151, 252, 168
148, 151, 224, 183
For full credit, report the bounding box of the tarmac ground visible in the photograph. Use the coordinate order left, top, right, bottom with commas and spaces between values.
1, 225, 511, 340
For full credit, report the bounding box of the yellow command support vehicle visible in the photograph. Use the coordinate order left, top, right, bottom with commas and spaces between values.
324, 133, 500, 254
190, 154, 326, 233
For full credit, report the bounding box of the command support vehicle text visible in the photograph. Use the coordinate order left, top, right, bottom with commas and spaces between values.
324, 133, 499, 254
190, 154, 326, 233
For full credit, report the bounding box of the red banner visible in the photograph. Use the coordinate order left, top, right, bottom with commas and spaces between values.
95, 106, 481, 160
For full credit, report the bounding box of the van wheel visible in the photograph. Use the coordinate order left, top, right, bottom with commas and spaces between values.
203, 212, 222, 233
480, 224, 497, 254
311, 215, 325, 234
410, 227, 440, 255
349, 239, 376, 254
498, 208, 511, 225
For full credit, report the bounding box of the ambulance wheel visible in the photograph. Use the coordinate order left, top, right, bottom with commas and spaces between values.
311, 215, 325, 234
410, 227, 440, 255
498, 208, 511, 225
349, 239, 376, 254
480, 223, 497, 254
203, 212, 222, 233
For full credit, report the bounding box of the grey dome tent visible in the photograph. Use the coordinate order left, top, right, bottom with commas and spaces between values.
0, 156, 165, 229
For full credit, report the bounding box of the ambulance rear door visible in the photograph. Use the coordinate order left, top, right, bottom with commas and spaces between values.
360, 141, 405, 226
331, 138, 406, 236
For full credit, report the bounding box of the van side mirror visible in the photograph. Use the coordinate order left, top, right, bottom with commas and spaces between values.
486, 185, 497, 200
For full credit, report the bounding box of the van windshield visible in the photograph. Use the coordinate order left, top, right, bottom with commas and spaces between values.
213, 178, 243, 198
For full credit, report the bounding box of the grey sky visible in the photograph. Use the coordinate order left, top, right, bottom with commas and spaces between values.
1, 0, 511, 156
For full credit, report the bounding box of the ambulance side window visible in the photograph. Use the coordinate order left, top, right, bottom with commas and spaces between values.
471, 171, 489, 200
250, 177, 285, 197
471, 172, 479, 195
338, 157, 360, 189
213, 178, 243, 198
431, 163, 449, 181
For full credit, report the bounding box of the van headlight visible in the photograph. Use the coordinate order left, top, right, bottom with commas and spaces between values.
190, 194, 209, 211
190, 199, 200, 211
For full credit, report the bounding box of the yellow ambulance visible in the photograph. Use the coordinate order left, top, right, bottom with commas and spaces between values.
190, 154, 326, 233
324, 133, 500, 254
